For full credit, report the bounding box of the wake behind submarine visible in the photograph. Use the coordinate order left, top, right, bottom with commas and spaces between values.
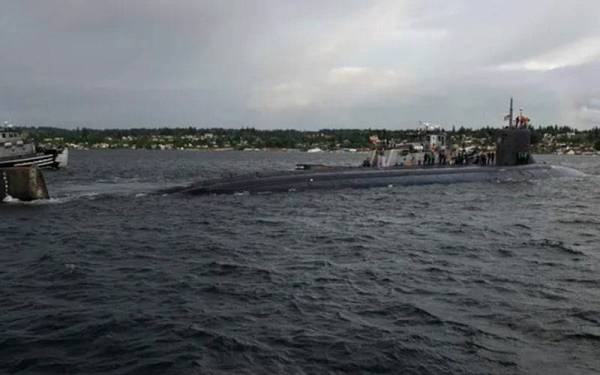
172, 101, 584, 196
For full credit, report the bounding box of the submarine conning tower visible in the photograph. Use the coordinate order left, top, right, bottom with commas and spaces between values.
495, 97, 533, 166
495, 128, 532, 166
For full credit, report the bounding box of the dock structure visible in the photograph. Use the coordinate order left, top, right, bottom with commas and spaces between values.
0, 166, 49, 202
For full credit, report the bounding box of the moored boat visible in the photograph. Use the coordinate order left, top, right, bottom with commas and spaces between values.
0, 123, 68, 169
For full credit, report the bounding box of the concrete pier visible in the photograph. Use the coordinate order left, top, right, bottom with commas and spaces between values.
0, 167, 49, 202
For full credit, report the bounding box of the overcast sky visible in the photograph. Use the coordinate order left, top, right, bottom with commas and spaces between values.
1, 0, 599, 129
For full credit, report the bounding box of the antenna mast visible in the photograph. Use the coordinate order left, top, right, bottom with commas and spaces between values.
509, 97, 514, 127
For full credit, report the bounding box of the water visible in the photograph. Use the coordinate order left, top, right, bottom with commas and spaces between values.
2, 151, 600, 374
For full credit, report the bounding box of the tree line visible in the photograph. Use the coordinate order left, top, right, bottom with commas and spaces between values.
16, 125, 600, 150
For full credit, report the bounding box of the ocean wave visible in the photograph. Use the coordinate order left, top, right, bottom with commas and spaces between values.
2, 151, 600, 374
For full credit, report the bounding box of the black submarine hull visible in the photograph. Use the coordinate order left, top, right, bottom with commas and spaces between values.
173, 164, 583, 196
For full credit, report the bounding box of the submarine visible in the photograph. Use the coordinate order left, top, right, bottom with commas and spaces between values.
171, 101, 584, 196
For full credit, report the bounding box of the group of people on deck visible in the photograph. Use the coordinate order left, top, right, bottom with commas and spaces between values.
475, 151, 496, 166
415, 149, 495, 167
365, 148, 496, 168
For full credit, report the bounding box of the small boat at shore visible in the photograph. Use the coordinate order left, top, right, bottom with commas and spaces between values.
0, 123, 68, 169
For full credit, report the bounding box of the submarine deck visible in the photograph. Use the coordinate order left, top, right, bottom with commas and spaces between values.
170, 163, 583, 195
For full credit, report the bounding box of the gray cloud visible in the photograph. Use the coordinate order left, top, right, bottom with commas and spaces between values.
1, 0, 599, 128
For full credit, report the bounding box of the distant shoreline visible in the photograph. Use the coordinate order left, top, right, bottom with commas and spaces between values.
63, 148, 600, 156
13, 125, 600, 155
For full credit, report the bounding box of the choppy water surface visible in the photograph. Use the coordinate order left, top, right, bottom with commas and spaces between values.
2, 151, 600, 374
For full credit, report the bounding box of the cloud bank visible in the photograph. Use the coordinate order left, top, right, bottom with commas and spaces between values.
1, 0, 599, 128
